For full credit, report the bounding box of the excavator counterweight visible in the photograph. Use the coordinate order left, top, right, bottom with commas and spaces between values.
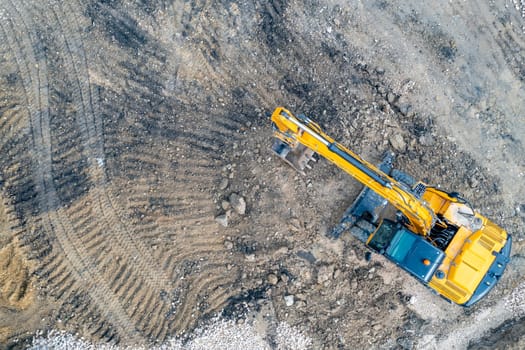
270, 107, 511, 306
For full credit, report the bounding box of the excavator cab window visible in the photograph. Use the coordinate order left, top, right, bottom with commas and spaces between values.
367, 219, 398, 253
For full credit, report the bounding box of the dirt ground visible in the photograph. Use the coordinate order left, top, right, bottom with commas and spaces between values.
0, 0, 524, 349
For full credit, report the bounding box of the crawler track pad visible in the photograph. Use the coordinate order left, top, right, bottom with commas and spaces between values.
329, 153, 396, 239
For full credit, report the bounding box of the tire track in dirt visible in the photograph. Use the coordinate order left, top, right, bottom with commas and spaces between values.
88, 2, 248, 336
0, 103, 25, 140
453, 1, 525, 82
0, 0, 142, 343
52, 0, 219, 340
48, 0, 243, 340
49, 0, 173, 288
418, 296, 517, 349
171, 271, 236, 332
0, 91, 37, 230
39, 1, 177, 339
3, 0, 276, 344
0, 6, 41, 231
0, 189, 39, 344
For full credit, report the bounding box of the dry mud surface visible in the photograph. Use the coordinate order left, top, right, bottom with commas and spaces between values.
0, 0, 524, 349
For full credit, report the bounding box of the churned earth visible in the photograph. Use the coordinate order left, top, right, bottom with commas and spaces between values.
0, 0, 524, 349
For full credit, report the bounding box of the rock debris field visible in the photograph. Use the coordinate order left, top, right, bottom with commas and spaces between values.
0, 0, 524, 349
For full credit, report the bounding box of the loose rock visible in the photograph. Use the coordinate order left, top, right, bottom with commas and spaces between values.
387, 92, 397, 103
518, 204, 525, 217
215, 214, 228, 227
468, 177, 479, 188
275, 246, 289, 255
418, 134, 434, 146
350, 279, 358, 290
267, 273, 278, 285
295, 300, 306, 308
229, 193, 246, 215
284, 295, 294, 306
389, 134, 406, 152
288, 218, 302, 232
317, 265, 335, 284
219, 178, 229, 190
398, 103, 412, 116
221, 200, 231, 210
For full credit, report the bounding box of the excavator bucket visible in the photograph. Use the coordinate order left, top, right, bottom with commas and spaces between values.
271, 138, 316, 175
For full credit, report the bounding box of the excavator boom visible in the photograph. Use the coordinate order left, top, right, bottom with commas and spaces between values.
271, 107, 435, 236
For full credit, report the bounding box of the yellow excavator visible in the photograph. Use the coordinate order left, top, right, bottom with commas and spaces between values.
270, 107, 511, 306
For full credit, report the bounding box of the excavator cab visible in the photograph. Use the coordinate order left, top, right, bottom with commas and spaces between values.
368, 220, 445, 283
